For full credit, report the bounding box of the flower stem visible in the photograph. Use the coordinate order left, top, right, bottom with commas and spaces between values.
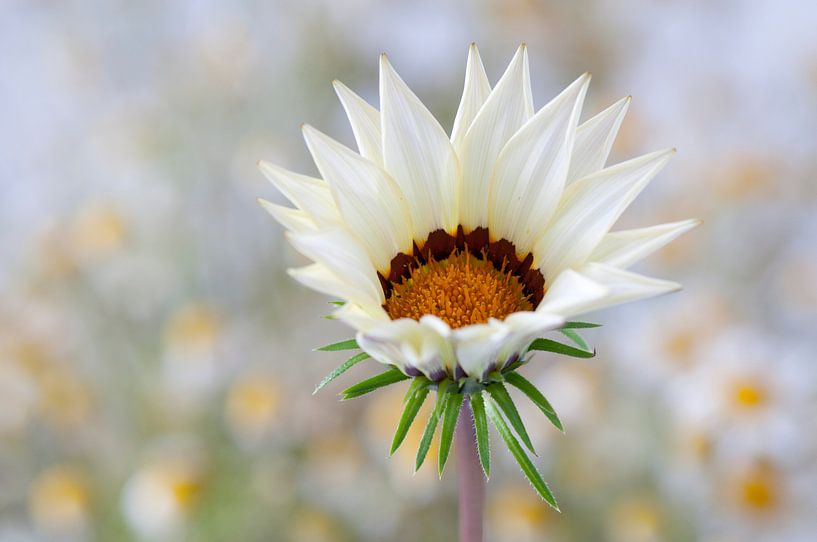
456, 397, 485, 542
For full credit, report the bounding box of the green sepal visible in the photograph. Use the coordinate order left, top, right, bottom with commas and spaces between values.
559, 328, 590, 352
485, 394, 559, 511
528, 338, 595, 358
501, 358, 526, 374
329, 300, 346, 307
561, 321, 601, 329
340, 367, 409, 400
438, 391, 465, 477
403, 376, 430, 403
486, 382, 536, 455
415, 381, 449, 472
504, 371, 563, 433
390, 385, 430, 455
316, 339, 360, 352
469, 393, 490, 479
313, 351, 370, 394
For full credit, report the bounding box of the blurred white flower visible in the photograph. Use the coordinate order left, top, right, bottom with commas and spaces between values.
0, 359, 37, 437
121, 440, 206, 541
668, 327, 812, 461
160, 303, 225, 413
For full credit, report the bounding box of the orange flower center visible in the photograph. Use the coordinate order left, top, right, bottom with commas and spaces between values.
384, 251, 532, 328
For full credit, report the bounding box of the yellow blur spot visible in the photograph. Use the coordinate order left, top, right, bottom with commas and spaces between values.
731, 380, 767, 409
72, 202, 126, 258
608, 496, 663, 542
165, 304, 221, 350
735, 461, 779, 513
170, 477, 202, 508
226, 373, 280, 438
29, 465, 89, 533
290, 507, 343, 542
662, 329, 695, 366
488, 484, 552, 540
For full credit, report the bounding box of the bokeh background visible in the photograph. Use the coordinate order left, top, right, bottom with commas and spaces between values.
2, 0, 817, 541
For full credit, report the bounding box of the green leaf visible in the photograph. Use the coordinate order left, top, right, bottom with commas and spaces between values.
391, 387, 430, 455
469, 393, 490, 479
313, 352, 370, 394
559, 328, 590, 352
438, 392, 465, 476
341, 368, 409, 400
485, 394, 559, 511
562, 321, 601, 329
504, 372, 563, 433
486, 383, 536, 455
316, 339, 360, 352
528, 338, 595, 358
415, 382, 449, 472
329, 300, 346, 307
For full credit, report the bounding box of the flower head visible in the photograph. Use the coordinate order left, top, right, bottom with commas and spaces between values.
260, 44, 697, 381
258, 44, 698, 506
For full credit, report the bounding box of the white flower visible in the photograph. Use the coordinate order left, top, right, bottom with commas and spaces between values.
259, 44, 698, 380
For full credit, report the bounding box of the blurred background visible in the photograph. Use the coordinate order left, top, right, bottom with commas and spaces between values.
1, 0, 816, 540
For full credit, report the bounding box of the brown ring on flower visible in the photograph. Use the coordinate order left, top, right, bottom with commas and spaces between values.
379, 227, 546, 328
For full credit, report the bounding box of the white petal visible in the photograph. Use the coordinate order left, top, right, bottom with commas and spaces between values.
590, 218, 701, 269
489, 73, 591, 254
257, 161, 340, 227
576, 262, 681, 312
257, 199, 316, 233
357, 318, 453, 378
451, 43, 491, 152
287, 228, 384, 308
379, 54, 460, 238
288, 263, 382, 313
535, 148, 675, 280
452, 322, 510, 378
498, 311, 565, 363
333, 302, 390, 332
332, 80, 383, 166
536, 269, 609, 318
459, 45, 534, 230
567, 96, 630, 183
302, 125, 412, 272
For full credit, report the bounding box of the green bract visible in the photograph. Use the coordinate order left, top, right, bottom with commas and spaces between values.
313, 321, 599, 509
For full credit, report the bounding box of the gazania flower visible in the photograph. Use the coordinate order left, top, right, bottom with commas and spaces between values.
258, 43, 698, 511
260, 44, 697, 382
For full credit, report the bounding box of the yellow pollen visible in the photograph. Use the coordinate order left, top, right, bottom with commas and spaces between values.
384, 252, 532, 328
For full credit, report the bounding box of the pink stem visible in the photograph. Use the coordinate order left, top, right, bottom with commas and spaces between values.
455, 398, 485, 542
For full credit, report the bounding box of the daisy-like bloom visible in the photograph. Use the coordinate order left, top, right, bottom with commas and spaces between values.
259, 44, 698, 383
